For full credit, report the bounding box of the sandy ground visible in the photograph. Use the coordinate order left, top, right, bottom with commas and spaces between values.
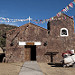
1, 62, 75, 75
38, 63, 75, 75
0, 62, 23, 75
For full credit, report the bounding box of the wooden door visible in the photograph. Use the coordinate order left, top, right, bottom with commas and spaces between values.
25, 48, 31, 61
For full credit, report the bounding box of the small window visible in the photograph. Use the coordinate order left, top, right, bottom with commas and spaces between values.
60, 28, 68, 37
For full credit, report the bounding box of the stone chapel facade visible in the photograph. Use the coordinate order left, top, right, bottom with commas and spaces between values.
6, 13, 75, 63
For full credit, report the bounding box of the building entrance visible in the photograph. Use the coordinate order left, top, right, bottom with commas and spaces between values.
25, 45, 36, 61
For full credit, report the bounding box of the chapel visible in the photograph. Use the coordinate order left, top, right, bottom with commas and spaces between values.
6, 13, 75, 63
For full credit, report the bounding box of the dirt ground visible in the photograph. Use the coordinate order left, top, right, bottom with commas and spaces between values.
38, 63, 75, 75
0, 62, 23, 75
0, 62, 75, 75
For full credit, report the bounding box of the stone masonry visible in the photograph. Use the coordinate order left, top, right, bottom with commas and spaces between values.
6, 13, 75, 63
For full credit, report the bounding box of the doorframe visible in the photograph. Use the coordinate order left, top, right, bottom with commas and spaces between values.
24, 45, 36, 61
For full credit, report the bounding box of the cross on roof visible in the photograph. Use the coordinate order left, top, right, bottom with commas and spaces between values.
27, 16, 32, 23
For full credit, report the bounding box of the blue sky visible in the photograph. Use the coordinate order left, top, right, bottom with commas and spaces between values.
0, 0, 75, 29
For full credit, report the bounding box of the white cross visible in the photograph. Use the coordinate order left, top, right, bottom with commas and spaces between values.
27, 16, 32, 23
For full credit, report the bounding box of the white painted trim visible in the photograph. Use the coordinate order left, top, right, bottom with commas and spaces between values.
60, 28, 68, 37
34, 42, 41, 45
19, 41, 41, 45
19, 42, 26, 45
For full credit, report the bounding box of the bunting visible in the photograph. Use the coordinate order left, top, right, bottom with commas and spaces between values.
0, 15, 75, 24
32, 16, 75, 24
0, 17, 30, 23
57, 1, 75, 16
0, 1, 75, 24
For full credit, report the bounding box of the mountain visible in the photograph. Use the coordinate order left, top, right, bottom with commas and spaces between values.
0, 24, 17, 50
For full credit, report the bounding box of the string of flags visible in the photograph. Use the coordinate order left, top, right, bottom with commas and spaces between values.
0, 1, 75, 24
0, 15, 75, 24
0, 16, 75, 24
57, 0, 75, 17
0, 17, 30, 23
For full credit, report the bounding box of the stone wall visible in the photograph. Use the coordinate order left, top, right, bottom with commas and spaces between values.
46, 14, 75, 63
6, 23, 48, 62
6, 14, 75, 63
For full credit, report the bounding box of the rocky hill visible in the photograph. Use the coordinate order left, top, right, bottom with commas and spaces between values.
0, 24, 17, 50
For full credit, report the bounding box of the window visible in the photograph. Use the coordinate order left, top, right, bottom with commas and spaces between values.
60, 28, 68, 37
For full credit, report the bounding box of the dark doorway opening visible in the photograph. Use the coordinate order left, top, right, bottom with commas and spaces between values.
0, 53, 5, 62
31, 45, 36, 61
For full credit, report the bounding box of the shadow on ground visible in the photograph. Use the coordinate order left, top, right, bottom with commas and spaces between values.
48, 63, 63, 67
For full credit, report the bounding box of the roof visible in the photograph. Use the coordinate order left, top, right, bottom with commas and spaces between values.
61, 13, 73, 19
48, 13, 74, 23
21, 23, 47, 30
51, 13, 73, 20
7, 23, 47, 33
